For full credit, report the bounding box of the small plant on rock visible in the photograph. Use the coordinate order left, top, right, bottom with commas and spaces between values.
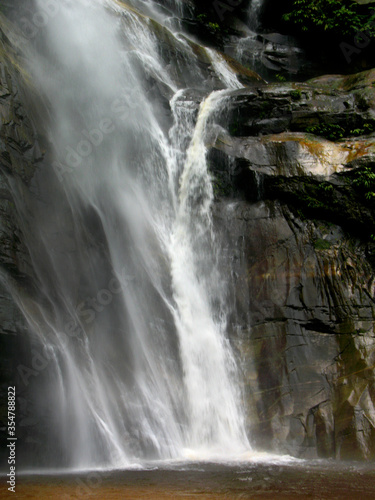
290, 89, 302, 101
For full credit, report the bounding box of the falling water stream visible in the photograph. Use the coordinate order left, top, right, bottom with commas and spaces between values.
248, 0, 264, 30
10, 0, 250, 469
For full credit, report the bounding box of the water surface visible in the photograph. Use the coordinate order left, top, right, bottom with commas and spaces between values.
4, 459, 375, 499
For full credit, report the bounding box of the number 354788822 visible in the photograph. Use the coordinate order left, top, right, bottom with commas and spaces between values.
8, 387, 16, 435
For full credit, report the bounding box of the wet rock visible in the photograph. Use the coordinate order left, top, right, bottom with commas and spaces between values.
216, 200, 375, 459
218, 79, 375, 139
0, 12, 51, 466
209, 70, 375, 460
226, 31, 319, 81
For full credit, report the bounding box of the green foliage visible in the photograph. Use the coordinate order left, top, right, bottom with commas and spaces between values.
314, 238, 332, 250
290, 179, 340, 222
306, 122, 375, 141
208, 22, 220, 32
290, 89, 302, 101
341, 165, 375, 242
275, 74, 286, 82
350, 122, 375, 136
196, 12, 224, 36
318, 182, 334, 193
283, 0, 375, 38
306, 123, 345, 141
352, 164, 375, 202
197, 14, 207, 22
303, 194, 326, 209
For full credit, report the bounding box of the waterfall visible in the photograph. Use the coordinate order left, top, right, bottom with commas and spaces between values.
248, 0, 264, 31
205, 48, 244, 90
170, 90, 249, 455
10, 0, 250, 468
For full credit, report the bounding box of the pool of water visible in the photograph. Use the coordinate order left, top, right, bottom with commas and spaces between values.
3, 458, 375, 499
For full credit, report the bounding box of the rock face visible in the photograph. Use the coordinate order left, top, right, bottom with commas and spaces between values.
208, 70, 375, 460
226, 31, 317, 81
1, 3, 375, 463
0, 13, 43, 462
216, 200, 375, 459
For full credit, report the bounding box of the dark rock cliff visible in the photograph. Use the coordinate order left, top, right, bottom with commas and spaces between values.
0, 11, 60, 465
217, 200, 375, 459
208, 70, 375, 459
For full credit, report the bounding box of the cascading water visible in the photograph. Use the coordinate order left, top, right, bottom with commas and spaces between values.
170, 90, 248, 456
234, 0, 266, 77
248, 0, 264, 30
9, 0, 251, 469
205, 49, 244, 90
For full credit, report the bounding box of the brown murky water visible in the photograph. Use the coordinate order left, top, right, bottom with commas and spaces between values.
1, 460, 375, 499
